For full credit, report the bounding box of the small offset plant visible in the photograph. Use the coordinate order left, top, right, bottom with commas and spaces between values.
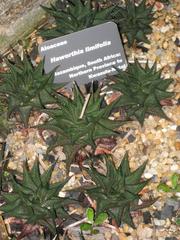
110, 60, 174, 125
0, 53, 63, 127
40, 83, 125, 171
40, 0, 115, 39
158, 173, 180, 226
0, 160, 74, 235
157, 173, 180, 194
80, 207, 108, 234
112, 0, 155, 47
84, 153, 151, 228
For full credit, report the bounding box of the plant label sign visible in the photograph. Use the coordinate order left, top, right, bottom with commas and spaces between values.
39, 22, 127, 85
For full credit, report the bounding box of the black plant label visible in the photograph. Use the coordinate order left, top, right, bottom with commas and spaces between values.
39, 22, 127, 86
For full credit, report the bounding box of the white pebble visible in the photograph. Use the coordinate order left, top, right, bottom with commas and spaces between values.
160, 25, 170, 33
149, 168, 158, 175
170, 125, 177, 130
58, 191, 66, 197
170, 164, 179, 171
175, 192, 180, 197
144, 172, 153, 179
154, 219, 166, 226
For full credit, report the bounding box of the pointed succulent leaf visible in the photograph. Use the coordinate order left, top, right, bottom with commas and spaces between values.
40, 0, 115, 39
125, 161, 147, 184
121, 205, 135, 228
112, 0, 155, 46
110, 60, 174, 125
119, 152, 130, 176
22, 162, 38, 191
30, 160, 42, 187
40, 83, 125, 171
0, 161, 73, 233
85, 153, 153, 227
0, 53, 62, 126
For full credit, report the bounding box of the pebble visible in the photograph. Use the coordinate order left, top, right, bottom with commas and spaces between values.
163, 41, 169, 49
110, 234, 119, 240
161, 204, 174, 219
137, 225, 153, 239
143, 211, 152, 224
128, 134, 136, 143
174, 38, 180, 47
176, 126, 180, 138
154, 210, 162, 219
127, 237, 133, 240
175, 192, 180, 197
160, 25, 171, 33
144, 172, 154, 179
165, 218, 171, 228
156, 48, 163, 56
166, 198, 180, 211
154, 219, 166, 226
170, 164, 179, 171
169, 225, 177, 232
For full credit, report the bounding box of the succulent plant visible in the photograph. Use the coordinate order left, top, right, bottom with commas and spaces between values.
40, 0, 115, 39
80, 207, 108, 234
110, 60, 174, 125
40, 83, 125, 171
0, 160, 74, 234
0, 53, 63, 127
112, 0, 155, 47
0, 99, 11, 139
85, 153, 150, 228
158, 173, 180, 193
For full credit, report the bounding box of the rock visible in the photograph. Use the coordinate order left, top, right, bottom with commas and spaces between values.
160, 25, 171, 33
137, 225, 153, 239
127, 237, 133, 240
170, 164, 179, 171
119, 131, 128, 139
165, 218, 171, 228
163, 41, 169, 49
143, 211, 152, 224
154, 219, 166, 226
154, 210, 162, 219
128, 134, 136, 143
161, 204, 174, 219
70, 164, 80, 174
154, 1, 165, 11
176, 126, 180, 138
166, 198, 180, 211
155, 49, 163, 56
175, 62, 180, 73
137, 45, 149, 52
175, 38, 180, 47
175, 192, 180, 197
46, 154, 55, 163
110, 234, 119, 240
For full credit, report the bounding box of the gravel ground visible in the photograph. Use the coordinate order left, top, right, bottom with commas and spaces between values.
0, 0, 179, 239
